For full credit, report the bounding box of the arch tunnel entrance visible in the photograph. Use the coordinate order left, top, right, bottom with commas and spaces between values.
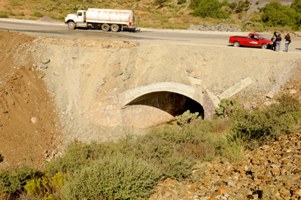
126, 91, 205, 119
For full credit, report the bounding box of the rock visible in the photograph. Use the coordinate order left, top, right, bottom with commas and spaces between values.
289, 89, 297, 94
31, 116, 38, 124
41, 58, 51, 64
122, 71, 131, 81
112, 69, 123, 77
150, 132, 301, 199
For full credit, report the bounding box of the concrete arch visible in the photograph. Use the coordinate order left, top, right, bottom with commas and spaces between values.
120, 82, 216, 119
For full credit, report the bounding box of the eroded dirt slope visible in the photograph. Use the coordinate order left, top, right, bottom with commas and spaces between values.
0, 30, 62, 169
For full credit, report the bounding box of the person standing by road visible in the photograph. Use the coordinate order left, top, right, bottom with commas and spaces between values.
284, 32, 291, 52
275, 32, 282, 51
271, 31, 277, 51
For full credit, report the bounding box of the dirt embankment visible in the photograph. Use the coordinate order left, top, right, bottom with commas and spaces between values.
0, 31, 62, 169
1, 29, 301, 170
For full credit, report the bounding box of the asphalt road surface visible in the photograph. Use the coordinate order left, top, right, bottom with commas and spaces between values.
0, 18, 301, 51
0, 18, 240, 45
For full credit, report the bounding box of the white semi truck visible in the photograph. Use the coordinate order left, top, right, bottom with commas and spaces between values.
65, 8, 138, 32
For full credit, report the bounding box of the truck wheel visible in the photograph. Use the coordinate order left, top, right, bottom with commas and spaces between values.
67, 21, 76, 30
101, 23, 110, 32
261, 44, 268, 49
111, 24, 120, 32
233, 41, 240, 47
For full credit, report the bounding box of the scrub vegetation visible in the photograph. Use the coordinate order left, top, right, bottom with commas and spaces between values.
1, 0, 301, 30
1, 94, 300, 199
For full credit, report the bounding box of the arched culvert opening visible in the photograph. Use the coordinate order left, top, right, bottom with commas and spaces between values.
127, 91, 204, 119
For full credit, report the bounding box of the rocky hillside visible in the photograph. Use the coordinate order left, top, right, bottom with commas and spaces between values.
150, 131, 301, 199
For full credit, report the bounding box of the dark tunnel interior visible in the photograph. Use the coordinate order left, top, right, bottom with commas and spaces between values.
127, 91, 205, 118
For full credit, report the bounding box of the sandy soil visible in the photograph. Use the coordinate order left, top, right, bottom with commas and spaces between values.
0, 29, 301, 169
0, 31, 62, 169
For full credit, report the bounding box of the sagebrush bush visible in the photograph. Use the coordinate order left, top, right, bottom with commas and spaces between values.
46, 141, 115, 175
0, 166, 38, 198
215, 98, 241, 118
62, 153, 161, 200
175, 110, 200, 126
24, 172, 64, 199
228, 95, 301, 145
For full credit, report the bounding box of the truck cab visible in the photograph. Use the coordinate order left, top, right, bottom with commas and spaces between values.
65, 10, 87, 29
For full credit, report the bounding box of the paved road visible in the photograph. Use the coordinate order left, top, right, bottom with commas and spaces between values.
0, 18, 301, 51
0, 18, 237, 45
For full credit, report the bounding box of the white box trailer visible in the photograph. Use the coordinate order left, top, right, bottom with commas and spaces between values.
65, 8, 138, 32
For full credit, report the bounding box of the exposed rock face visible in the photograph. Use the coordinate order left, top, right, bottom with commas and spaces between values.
150, 132, 301, 199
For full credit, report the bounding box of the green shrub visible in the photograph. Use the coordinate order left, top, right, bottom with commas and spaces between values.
190, 0, 230, 19
175, 110, 200, 126
215, 98, 241, 118
24, 172, 65, 199
0, 12, 9, 18
33, 11, 43, 18
0, 166, 38, 198
62, 154, 161, 200
128, 127, 196, 180
291, 0, 301, 12
228, 95, 301, 145
260, 1, 301, 29
46, 141, 116, 176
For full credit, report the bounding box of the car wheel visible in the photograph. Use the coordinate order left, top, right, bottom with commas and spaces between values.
67, 21, 76, 30
233, 41, 240, 47
101, 23, 110, 32
111, 24, 120, 32
261, 44, 268, 49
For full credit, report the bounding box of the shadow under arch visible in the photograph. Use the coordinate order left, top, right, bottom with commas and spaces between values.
127, 91, 205, 118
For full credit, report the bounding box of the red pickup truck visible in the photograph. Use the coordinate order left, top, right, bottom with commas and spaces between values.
229, 33, 272, 49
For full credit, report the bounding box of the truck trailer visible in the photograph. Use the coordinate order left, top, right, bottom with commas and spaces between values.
65, 8, 138, 32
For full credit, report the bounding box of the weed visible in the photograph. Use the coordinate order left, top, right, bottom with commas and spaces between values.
62, 154, 161, 200
0, 166, 39, 198
24, 172, 65, 199
228, 95, 301, 147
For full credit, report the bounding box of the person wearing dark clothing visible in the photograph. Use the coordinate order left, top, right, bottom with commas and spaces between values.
271, 31, 277, 51
284, 33, 291, 52
275, 33, 282, 52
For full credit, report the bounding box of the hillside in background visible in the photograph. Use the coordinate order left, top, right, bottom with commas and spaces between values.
0, 0, 296, 30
